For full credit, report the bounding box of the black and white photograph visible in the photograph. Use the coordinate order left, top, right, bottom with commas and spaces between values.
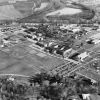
0, 0, 100, 100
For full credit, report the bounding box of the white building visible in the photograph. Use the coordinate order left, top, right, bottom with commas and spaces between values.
78, 52, 89, 62
82, 94, 91, 100
93, 39, 100, 44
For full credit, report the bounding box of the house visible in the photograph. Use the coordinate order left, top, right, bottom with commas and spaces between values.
35, 42, 44, 48
25, 35, 33, 39
82, 94, 90, 100
56, 46, 71, 57
64, 48, 77, 58
92, 39, 100, 44
2, 39, 10, 44
86, 39, 94, 44
68, 95, 81, 100
56, 49, 63, 56
32, 34, 37, 39
37, 36, 44, 41
68, 52, 79, 61
48, 41, 55, 47
78, 52, 89, 62
45, 46, 55, 54
60, 25, 69, 30
72, 27, 81, 33
86, 38, 100, 45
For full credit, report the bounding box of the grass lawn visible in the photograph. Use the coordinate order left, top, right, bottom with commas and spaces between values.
0, 43, 65, 76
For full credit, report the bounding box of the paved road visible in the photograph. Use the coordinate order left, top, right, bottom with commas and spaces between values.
29, 43, 82, 76
29, 43, 79, 64
73, 58, 100, 81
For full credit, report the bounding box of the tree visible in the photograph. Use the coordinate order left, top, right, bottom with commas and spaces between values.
75, 77, 97, 95
96, 81, 100, 95
28, 72, 78, 100
39, 83, 65, 100
0, 77, 30, 100
28, 72, 51, 86
28, 72, 98, 100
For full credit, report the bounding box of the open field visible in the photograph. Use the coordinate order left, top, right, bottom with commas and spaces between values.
0, 5, 22, 20
46, 7, 82, 16
0, 43, 65, 76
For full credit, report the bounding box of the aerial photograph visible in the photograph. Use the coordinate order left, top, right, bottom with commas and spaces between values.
0, 0, 100, 100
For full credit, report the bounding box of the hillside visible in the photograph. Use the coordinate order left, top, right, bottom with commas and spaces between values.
0, 0, 98, 23
18, 1, 95, 23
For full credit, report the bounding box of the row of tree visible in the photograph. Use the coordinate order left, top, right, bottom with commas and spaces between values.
28, 72, 99, 100
0, 72, 99, 100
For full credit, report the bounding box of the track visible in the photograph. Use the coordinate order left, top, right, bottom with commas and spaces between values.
0, 74, 30, 77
